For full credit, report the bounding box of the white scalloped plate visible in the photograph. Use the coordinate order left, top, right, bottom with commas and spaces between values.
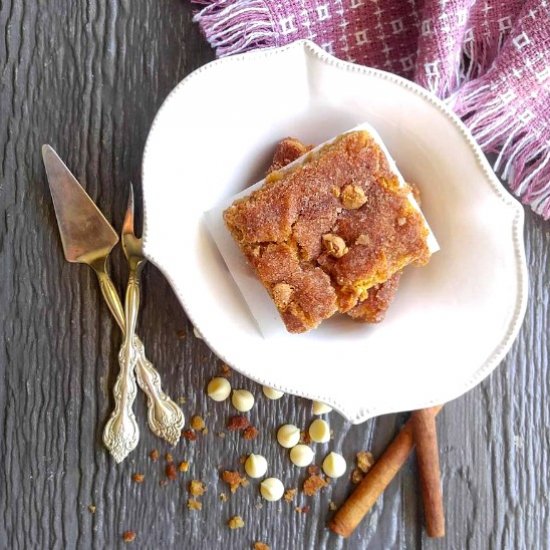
142, 40, 528, 423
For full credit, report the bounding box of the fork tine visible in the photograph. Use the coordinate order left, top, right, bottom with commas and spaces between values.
122, 183, 135, 236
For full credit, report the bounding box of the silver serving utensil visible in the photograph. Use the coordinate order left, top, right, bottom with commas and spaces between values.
120, 184, 185, 447
42, 145, 184, 462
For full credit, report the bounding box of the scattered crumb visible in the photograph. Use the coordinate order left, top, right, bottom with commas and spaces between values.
243, 426, 258, 440
303, 470, 329, 496
188, 480, 207, 497
295, 506, 311, 514
300, 431, 312, 445
166, 464, 177, 481
132, 473, 145, 484
176, 329, 186, 340
356, 451, 375, 473
219, 492, 229, 502
182, 429, 197, 441
254, 542, 270, 550
178, 461, 189, 473
149, 449, 159, 462
351, 468, 364, 484
329, 501, 338, 511
122, 531, 136, 543
255, 502, 263, 510
159, 479, 168, 487
218, 431, 226, 438
187, 498, 202, 511
177, 396, 187, 405
283, 489, 297, 503
308, 465, 320, 475
227, 415, 250, 431
88, 505, 96, 514
202, 427, 209, 435
221, 470, 249, 493
191, 415, 206, 431
228, 516, 245, 530
193, 327, 203, 339
220, 364, 232, 377
165, 453, 173, 463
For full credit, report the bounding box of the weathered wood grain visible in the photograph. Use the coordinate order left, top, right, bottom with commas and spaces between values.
0, 1, 548, 549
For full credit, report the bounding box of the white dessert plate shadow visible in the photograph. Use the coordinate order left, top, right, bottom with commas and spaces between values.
142, 40, 528, 423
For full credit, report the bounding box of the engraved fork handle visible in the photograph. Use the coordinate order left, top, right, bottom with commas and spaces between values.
101, 270, 140, 462
94, 265, 184, 447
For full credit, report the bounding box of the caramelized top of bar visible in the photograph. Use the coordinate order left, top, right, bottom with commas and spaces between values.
224, 131, 430, 332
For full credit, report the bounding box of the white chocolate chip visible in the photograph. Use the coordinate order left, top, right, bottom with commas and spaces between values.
312, 401, 332, 415
322, 452, 347, 479
231, 389, 255, 412
260, 478, 285, 501
277, 424, 301, 448
262, 386, 284, 400
244, 454, 268, 479
207, 377, 231, 402
309, 419, 330, 443
289, 444, 314, 467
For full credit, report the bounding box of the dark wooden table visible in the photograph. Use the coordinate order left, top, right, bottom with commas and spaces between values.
1, 1, 549, 548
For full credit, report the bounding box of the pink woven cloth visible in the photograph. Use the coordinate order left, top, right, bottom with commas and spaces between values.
193, 0, 550, 220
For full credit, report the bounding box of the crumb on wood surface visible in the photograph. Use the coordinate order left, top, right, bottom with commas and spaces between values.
254, 542, 271, 550
303, 470, 329, 496
187, 498, 202, 511
182, 429, 197, 441
227, 415, 250, 431
283, 488, 297, 503
191, 415, 205, 431
132, 473, 144, 484
166, 464, 177, 481
243, 425, 258, 440
221, 470, 249, 493
149, 449, 159, 462
220, 364, 231, 377
357, 450, 375, 473
178, 461, 189, 473
188, 480, 207, 497
295, 505, 311, 514
351, 468, 364, 484
228, 516, 245, 529
122, 531, 136, 543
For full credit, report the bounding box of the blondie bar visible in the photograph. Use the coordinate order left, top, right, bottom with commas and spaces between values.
224, 130, 432, 333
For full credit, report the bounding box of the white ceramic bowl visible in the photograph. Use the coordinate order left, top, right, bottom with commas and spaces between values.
142, 40, 528, 423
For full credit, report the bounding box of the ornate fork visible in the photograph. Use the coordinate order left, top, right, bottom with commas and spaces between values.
103, 185, 186, 461
120, 185, 185, 446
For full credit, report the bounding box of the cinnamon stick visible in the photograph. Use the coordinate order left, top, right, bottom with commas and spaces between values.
412, 408, 445, 537
329, 406, 442, 538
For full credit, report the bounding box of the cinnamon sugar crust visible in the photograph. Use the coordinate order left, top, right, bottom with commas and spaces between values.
224, 131, 430, 333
